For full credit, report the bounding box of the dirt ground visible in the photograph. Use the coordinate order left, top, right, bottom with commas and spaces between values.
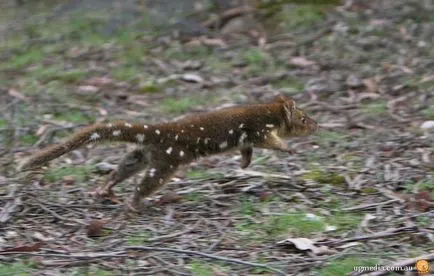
0, 0, 433, 275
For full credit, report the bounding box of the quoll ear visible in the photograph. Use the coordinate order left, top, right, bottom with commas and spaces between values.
283, 99, 297, 123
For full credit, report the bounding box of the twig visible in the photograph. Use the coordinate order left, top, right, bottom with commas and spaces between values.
0, 246, 286, 275
125, 246, 286, 275
0, 185, 21, 224
234, 169, 304, 189
147, 219, 202, 242
342, 199, 400, 212
319, 226, 418, 246
36, 203, 86, 225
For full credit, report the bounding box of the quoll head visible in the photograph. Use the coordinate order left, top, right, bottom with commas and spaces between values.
275, 95, 318, 137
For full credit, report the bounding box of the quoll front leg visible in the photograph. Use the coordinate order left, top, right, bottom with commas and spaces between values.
260, 133, 295, 154
240, 147, 253, 168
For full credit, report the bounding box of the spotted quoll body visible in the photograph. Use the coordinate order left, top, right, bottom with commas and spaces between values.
19, 95, 318, 211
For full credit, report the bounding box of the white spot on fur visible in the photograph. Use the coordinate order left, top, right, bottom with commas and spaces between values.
200, 127, 204, 131
112, 130, 121, 136
155, 129, 160, 135
170, 165, 174, 168
89, 132, 100, 140
136, 134, 145, 143
179, 150, 185, 157
196, 137, 201, 144
239, 132, 248, 144
166, 147, 173, 154
190, 124, 195, 127
124, 122, 132, 128
175, 134, 179, 141
266, 124, 274, 128
181, 129, 185, 133
239, 123, 244, 128
228, 129, 234, 135
136, 187, 140, 191
144, 125, 149, 129
149, 168, 156, 177
256, 131, 260, 136
106, 123, 113, 128
204, 138, 210, 144
159, 178, 164, 184
219, 141, 228, 149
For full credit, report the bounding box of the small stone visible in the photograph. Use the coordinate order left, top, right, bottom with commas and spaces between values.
420, 121, 434, 129
181, 73, 203, 83
325, 225, 337, 232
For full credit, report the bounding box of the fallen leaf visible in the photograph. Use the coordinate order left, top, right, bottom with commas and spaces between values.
277, 238, 331, 255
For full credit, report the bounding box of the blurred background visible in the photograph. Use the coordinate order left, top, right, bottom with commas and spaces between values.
0, 0, 433, 275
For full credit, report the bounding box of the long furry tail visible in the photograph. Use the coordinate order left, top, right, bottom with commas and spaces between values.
18, 121, 154, 171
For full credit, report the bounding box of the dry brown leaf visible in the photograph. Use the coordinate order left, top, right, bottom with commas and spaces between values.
87, 219, 108, 238
277, 238, 331, 255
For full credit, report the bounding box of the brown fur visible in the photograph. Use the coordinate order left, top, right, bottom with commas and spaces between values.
19, 95, 318, 211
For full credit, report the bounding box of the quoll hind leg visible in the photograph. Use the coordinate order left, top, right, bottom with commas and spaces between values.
92, 149, 148, 198
126, 161, 180, 213
240, 147, 253, 169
